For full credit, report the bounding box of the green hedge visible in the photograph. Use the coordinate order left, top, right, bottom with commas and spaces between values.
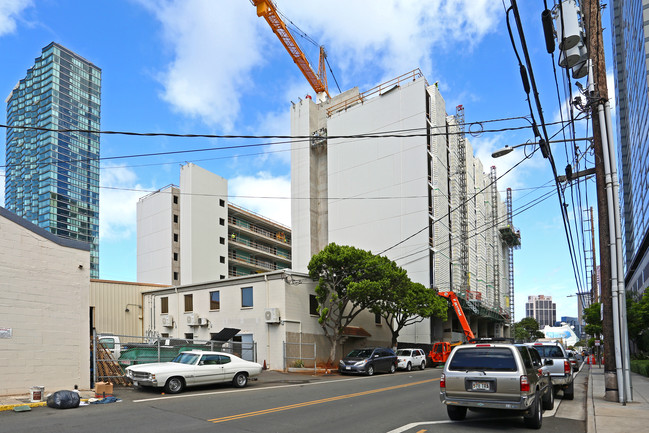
630, 360, 649, 377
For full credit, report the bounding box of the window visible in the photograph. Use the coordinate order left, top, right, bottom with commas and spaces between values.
220, 237, 225, 245
375, 313, 382, 325
173, 233, 179, 242
184, 294, 193, 312
220, 256, 225, 264
220, 275, 225, 280
309, 294, 318, 316
161, 333, 169, 338
161, 297, 168, 314
173, 214, 178, 223
173, 271, 179, 281
219, 199, 225, 207
173, 252, 178, 261
173, 195, 178, 204
219, 218, 225, 226
210, 291, 220, 310
241, 287, 253, 308
184, 333, 193, 340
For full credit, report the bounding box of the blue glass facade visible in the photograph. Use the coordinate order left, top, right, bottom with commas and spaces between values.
611, 0, 649, 293
5, 42, 101, 277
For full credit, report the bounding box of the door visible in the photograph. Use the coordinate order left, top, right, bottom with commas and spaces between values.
192, 354, 225, 385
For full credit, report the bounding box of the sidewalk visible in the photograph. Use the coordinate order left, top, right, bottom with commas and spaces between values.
587, 365, 649, 433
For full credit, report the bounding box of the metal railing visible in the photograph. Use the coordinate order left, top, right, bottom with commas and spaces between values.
283, 341, 317, 374
230, 236, 291, 261
229, 216, 291, 245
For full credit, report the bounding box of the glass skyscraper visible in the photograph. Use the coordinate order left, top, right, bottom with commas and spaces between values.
611, 1, 649, 294
5, 42, 101, 278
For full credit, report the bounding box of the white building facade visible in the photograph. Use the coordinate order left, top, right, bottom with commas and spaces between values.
291, 71, 514, 344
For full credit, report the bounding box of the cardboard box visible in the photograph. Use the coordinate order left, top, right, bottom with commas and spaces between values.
94, 381, 113, 397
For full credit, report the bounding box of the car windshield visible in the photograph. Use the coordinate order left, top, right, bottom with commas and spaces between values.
396, 350, 411, 356
346, 349, 373, 358
531, 345, 564, 358
448, 348, 517, 372
171, 353, 200, 365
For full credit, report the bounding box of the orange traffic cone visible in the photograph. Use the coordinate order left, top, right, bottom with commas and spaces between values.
262, 360, 267, 370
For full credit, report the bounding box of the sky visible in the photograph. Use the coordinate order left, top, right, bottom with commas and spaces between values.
0, 0, 614, 324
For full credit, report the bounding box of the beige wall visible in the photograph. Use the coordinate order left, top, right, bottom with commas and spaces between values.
0, 208, 90, 395
90, 280, 170, 337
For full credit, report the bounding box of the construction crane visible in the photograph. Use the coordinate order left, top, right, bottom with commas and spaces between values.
251, 0, 330, 101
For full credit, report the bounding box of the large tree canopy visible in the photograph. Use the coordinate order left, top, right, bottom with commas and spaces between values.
514, 317, 544, 342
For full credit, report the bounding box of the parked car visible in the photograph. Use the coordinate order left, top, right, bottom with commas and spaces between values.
125, 350, 262, 394
338, 347, 397, 376
396, 348, 427, 371
525, 342, 574, 399
567, 350, 580, 372
440, 341, 553, 429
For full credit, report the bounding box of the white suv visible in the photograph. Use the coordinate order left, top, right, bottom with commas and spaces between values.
396, 348, 427, 371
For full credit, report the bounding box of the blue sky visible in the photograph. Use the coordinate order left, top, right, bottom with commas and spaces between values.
0, 0, 613, 323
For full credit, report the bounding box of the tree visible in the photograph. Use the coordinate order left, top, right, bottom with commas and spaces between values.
626, 290, 649, 355
583, 302, 602, 337
360, 256, 447, 348
308, 243, 384, 364
515, 317, 544, 342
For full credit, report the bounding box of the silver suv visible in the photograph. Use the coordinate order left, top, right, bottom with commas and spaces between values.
440, 341, 553, 429
525, 342, 574, 399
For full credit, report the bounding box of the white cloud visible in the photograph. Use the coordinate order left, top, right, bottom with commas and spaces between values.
100, 165, 150, 241
229, 172, 291, 227
0, 0, 31, 36
137, 0, 264, 130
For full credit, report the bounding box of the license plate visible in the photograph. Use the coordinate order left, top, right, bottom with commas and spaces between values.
472, 381, 490, 391
346, 366, 351, 370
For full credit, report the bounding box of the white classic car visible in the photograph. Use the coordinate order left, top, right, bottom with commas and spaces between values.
125, 350, 263, 393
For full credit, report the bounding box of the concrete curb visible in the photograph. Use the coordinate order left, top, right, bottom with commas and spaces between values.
0, 401, 47, 412
587, 367, 595, 433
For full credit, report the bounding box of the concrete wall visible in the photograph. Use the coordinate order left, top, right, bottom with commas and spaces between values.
180, 163, 228, 284
0, 207, 90, 395
137, 186, 177, 285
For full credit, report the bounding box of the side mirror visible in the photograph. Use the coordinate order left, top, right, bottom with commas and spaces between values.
544, 359, 554, 366
199, 360, 205, 366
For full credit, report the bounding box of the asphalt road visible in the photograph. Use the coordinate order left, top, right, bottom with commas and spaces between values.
0, 367, 587, 433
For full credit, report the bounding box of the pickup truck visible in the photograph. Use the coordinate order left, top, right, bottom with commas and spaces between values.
98, 334, 122, 358
525, 341, 574, 400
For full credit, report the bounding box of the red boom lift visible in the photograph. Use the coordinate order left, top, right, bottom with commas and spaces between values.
429, 291, 476, 366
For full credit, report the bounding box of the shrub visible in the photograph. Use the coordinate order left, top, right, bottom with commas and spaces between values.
630, 359, 649, 377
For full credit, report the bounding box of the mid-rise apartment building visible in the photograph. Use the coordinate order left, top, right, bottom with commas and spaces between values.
526, 295, 557, 328
137, 163, 291, 285
5, 42, 101, 277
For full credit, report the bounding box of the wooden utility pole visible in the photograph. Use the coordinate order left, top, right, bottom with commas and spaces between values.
582, 0, 617, 401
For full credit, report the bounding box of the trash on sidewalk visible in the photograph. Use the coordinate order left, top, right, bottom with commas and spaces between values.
46, 390, 80, 409
94, 381, 114, 398
13, 405, 31, 412
89, 396, 121, 404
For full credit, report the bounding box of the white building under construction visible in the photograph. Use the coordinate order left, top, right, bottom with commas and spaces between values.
290, 70, 521, 345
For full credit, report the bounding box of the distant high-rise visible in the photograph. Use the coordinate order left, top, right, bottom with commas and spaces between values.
611, 1, 649, 295
5, 42, 101, 277
525, 295, 556, 328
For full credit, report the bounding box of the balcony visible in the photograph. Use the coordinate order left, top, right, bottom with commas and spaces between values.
230, 235, 291, 264
228, 252, 289, 274
228, 216, 291, 247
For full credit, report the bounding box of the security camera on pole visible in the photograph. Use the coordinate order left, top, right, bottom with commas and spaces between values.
545, 0, 632, 403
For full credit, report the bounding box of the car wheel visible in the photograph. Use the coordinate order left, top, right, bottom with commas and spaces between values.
164, 377, 185, 394
563, 381, 574, 400
406, 362, 412, 372
446, 405, 467, 421
366, 365, 374, 376
389, 363, 396, 374
420, 361, 426, 370
233, 372, 248, 388
542, 384, 555, 410
523, 391, 543, 429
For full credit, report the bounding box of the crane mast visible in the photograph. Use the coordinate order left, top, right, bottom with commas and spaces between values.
251, 0, 330, 100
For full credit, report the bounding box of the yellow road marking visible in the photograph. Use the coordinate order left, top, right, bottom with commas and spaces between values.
208, 377, 439, 424
415, 430, 428, 433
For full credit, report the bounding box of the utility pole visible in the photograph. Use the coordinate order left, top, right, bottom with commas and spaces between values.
582, 0, 624, 402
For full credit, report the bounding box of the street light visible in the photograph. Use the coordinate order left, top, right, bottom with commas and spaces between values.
491, 137, 592, 159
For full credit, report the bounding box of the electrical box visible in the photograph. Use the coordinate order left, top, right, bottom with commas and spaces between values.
264, 308, 280, 324
161, 315, 174, 327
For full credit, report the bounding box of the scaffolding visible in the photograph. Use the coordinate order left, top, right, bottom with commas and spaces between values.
490, 166, 500, 312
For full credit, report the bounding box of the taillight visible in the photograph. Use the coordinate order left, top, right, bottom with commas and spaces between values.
520, 375, 530, 392
564, 360, 571, 375
440, 373, 446, 389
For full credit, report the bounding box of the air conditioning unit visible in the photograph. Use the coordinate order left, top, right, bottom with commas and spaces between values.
186, 313, 200, 326
161, 315, 174, 327
264, 308, 280, 324
198, 317, 209, 326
